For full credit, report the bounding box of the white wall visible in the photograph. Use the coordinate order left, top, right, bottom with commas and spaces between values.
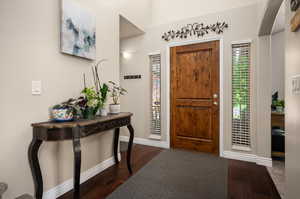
0, 0, 121, 197
120, 4, 263, 155
285, 0, 300, 198
151, 0, 259, 26
271, 31, 285, 99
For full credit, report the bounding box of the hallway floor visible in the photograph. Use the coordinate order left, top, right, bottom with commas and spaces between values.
267, 159, 285, 198
58, 144, 281, 199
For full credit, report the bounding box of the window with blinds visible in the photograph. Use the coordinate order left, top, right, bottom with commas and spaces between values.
232, 43, 251, 150
150, 54, 161, 136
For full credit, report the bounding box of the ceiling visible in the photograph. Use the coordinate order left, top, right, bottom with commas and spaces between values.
120, 15, 144, 40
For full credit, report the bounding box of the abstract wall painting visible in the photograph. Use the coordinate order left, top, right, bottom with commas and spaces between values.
61, 0, 96, 60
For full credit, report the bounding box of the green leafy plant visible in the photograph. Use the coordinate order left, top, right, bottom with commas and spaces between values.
80, 59, 110, 119
108, 81, 127, 105
273, 100, 285, 108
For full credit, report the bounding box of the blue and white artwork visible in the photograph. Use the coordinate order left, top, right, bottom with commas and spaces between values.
61, 0, 96, 60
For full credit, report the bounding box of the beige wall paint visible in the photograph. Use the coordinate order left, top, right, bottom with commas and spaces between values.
151, 0, 260, 26
271, 31, 285, 99
120, 4, 263, 154
285, 0, 300, 198
256, 35, 272, 158
119, 0, 152, 30
0, 0, 122, 198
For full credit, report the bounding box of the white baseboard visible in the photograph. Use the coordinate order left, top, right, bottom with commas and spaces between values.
43, 153, 121, 199
120, 136, 170, 149
223, 150, 272, 167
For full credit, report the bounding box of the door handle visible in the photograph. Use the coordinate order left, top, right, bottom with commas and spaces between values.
213, 94, 218, 99
213, 101, 218, 106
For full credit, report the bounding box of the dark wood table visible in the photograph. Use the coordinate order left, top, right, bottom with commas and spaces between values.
28, 112, 134, 199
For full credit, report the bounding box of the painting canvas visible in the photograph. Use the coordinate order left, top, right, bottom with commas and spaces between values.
61, 0, 96, 60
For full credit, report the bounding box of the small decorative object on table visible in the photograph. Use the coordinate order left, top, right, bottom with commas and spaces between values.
108, 81, 127, 114
52, 99, 76, 122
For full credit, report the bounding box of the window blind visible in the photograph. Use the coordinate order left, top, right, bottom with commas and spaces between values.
150, 54, 161, 135
232, 43, 251, 150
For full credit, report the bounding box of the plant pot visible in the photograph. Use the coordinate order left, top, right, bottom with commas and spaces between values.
276, 106, 284, 113
52, 108, 74, 122
109, 104, 121, 114
100, 108, 108, 116
83, 107, 97, 120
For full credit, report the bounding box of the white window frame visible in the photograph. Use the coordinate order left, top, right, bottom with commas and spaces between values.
231, 40, 252, 151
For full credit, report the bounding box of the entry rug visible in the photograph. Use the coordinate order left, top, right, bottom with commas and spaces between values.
107, 149, 228, 199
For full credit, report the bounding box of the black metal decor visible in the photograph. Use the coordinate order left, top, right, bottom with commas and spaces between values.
291, 0, 300, 11
162, 22, 229, 42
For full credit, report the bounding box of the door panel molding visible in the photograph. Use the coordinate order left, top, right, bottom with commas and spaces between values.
164, 37, 224, 157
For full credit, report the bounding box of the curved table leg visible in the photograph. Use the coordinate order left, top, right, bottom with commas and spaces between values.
28, 137, 43, 199
127, 124, 134, 174
72, 127, 81, 199
113, 128, 120, 164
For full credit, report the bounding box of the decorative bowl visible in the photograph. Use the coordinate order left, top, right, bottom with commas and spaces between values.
52, 108, 74, 122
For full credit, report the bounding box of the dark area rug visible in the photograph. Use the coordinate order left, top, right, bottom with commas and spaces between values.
107, 149, 228, 199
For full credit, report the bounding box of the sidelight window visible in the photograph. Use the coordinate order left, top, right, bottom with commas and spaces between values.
150, 53, 161, 138
232, 42, 251, 150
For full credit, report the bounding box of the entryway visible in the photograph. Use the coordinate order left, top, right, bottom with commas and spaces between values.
170, 40, 220, 154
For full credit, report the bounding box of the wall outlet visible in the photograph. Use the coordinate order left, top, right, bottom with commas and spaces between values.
32, 80, 42, 95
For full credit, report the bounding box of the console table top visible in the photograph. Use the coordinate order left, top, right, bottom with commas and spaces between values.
32, 112, 133, 129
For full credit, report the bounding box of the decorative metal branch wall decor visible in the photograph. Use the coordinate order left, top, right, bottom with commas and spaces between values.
291, 0, 300, 11
162, 22, 229, 42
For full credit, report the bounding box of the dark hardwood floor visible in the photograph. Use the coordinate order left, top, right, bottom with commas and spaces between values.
58, 144, 280, 199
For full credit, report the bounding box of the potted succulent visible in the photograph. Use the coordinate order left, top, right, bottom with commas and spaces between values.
108, 81, 127, 114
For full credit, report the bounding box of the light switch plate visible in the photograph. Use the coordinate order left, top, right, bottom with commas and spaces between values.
32, 80, 42, 95
291, 75, 300, 95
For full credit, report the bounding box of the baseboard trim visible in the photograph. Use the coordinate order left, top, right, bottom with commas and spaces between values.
120, 136, 170, 149
43, 153, 121, 199
223, 150, 272, 167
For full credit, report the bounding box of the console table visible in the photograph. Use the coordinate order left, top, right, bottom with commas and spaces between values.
28, 112, 134, 199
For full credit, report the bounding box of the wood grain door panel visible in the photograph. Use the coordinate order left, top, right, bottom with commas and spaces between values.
175, 106, 212, 139
171, 41, 220, 154
176, 50, 212, 99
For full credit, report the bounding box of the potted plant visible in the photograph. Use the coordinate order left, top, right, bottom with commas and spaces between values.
275, 100, 285, 113
90, 59, 109, 116
78, 59, 110, 119
80, 87, 101, 119
108, 81, 127, 114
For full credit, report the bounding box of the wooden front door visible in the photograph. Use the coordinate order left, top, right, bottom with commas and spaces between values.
170, 41, 220, 154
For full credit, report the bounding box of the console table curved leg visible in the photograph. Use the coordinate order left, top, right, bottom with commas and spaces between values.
127, 124, 134, 174
72, 128, 81, 199
28, 138, 43, 199
113, 128, 120, 164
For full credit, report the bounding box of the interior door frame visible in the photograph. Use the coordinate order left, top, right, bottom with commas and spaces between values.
165, 36, 224, 157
